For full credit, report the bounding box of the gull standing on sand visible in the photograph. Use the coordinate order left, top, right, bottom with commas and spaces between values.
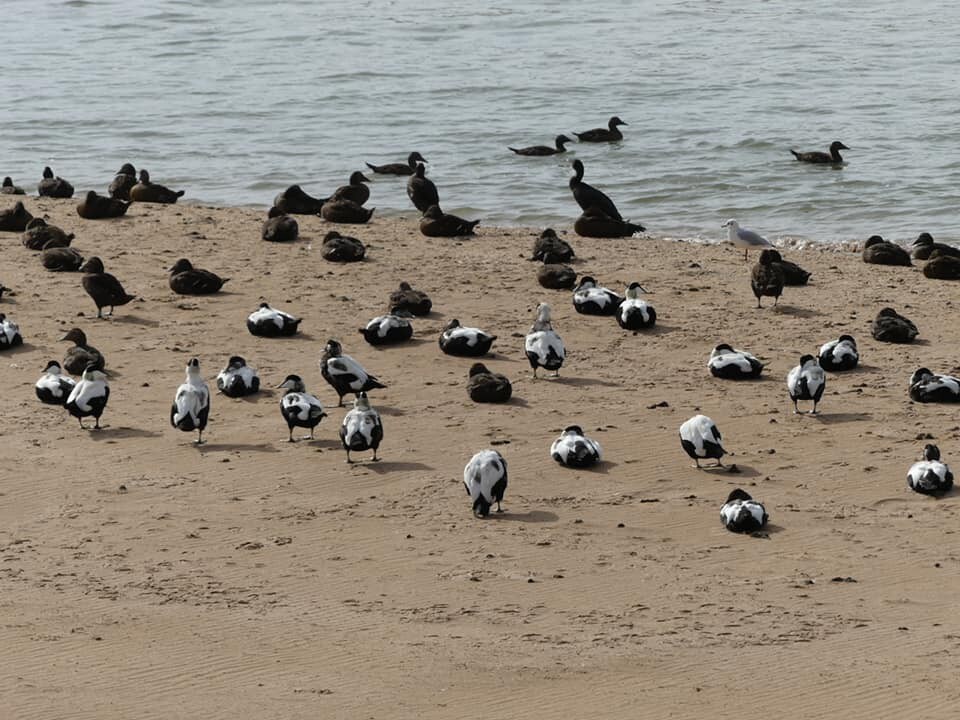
723, 219, 772, 261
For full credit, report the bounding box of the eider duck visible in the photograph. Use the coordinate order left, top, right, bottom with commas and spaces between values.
170, 358, 210, 444
331, 171, 371, 206
923, 249, 960, 280
908, 368, 960, 403
679, 414, 725, 468
537, 264, 577, 290
389, 282, 432, 316
0, 313, 22, 350
573, 116, 627, 143
818, 335, 859, 371
524, 302, 565, 378
0, 201, 33, 232
751, 249, 785, 307
723, 219, 772, 261
320, 197, 374, 224
340, 391, 383, 463
168, 258, 229, 295
573, 207, 645, 238
76, 190, 129, 219
246, 302, 301, 337
129, 169, 184, 204
862, 235, 911, 266
530, 228, 574, 263
787, 354, 825, 414
569, 160, 622, 221
216, 356, 260, 398
35, 360, 76, 406
550, 425, 602, 468
321, 231, 366, 262
2, 177, 25, 195
419, 205, 480, 237
80, 257, 136, 318
439, 319, 496, 357
261, 206, 298, 242
720, 489, 769, 533
60, 328, 104, 375
37, 167, 74, 198
65, 363, 109, 429
406, 163, 439, 214
359, 313, 413, 346
466, 363, 512, 403
108, 163, 137, 201
790, 141, 849, 164
509, 134, 573, 156
278, 374, 327, 442
708, 344, 763, 379
366, 151, 426, 176
42, 246, 84, 272
321, 339, 387, 406
463, 449, 507, 517
617, 282, 656, 330
912, 232, 960, 261
871, 307, 917, 343
573, 276, 622, 316
273, 184, 325, 215
21, 218, 74, 250
765, 249, 811, 285
907, 445, 954, 495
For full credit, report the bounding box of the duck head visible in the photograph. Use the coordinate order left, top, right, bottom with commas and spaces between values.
169, 258, 194, 274
354, 391, 371, 411
910, 367, 934, 385
26, 217, 47, 229
277, 374, 305, 392
79, 257, 105, 274
349, 171, 371, 185
713, 343, 735, 354
324, 339, 343, 357
562, 425, 585, 437
726, 488, 753, 503
226, 355, 247, 369
625, 281, 648, 298
444, 319, 462, 331
60, 327, 88, 345
408, 152, 426, 165
42, 167, 54, 179
138, 169, 151, 183
799, 354, 817, 367
838, 334, 857, 345
570, 159, 585, 182
608, 116, 627, 128
117, 163, 136, 176
923, 444, 941, 462
864, 235, 885, 248
913, 232, 934, 246
830, 141, 849, 152
43, 360, 63, 374
468, 362, 489, 378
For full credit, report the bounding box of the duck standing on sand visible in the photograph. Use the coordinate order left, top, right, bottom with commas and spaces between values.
273, 184, 326, 215
261, 206, 299, 242
923, 249, 960, 280
569, 160, 622, 221
108, 163, 137, 200
42, 247, 84, 272
723, 219, 772, 261
708, 344, 763, 379
765, 249, 811, 285
321, 339, 387, 406
247, 302, 301, 337
551, 426, 602, 468
463, 449, 507, 517
862, 236, 911, 266
911, 233, 960, 261
366, 151, 426, 176
35, 361, 76, 406
1, 314, 26, 350
871, 307, 917, 343
77, 190, 129, 219
129, 169, 184, 204
573, 207, 645, 238
170, 358, 210, 444
908, 368, 960, 403
466, 363, 512, 403
574, 116, 627, 142
21, 218, 74, 250
278, 374, 327, 442
439, 319, 496, 357
79, 257, 136, 318
0, 201, 34, 232
679, 414, 725, 468
406, 163, 439, 214
216, 356, 260, 397
509, 134, 573, 156
907, 444, 954, 495
65, 363, 109, 429
787, 354, 825, 414
573, 276, 622, 316
340, 392, 383, 463
790, 141, 849, 164
617, 282, 656, 330
2, 177, 25, 195
818, 335, 859, 371
537, 264, 577, 290
389, 282, 432, 315
321, 231, 366, 262
330, 171, 372, 206
168, 258, 229, 295
751, 249, 785, 308
524, 303, 565, 378
359, 313, 413, 346
60, 328, 104, 375
419, 205, 480, 237
530, 228, 574, 263
720, 489, 769, 533
37, 166, 74, 198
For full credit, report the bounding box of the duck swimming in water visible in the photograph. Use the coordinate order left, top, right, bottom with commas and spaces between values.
365, 151, 426, 176
862, 235, 911, 266
129, 169, 184, 204
262, 206, 299, 242
509, 134, 573, 156
419, 205, 479, 237
79, 257, 136, 318
569, 160, 622, 221
574, 116, 627, 143
37, 166, 74, 198
406, 163, 439, 214
790, 141, 849, 164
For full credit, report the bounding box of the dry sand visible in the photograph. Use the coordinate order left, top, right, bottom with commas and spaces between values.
2, 197, 959, 719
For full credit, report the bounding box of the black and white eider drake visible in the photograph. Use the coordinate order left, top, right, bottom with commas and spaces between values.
321, 339, 387, 406
246, 302, 301, 337
35, 360, 76, 406
216, 356, 260, 397
787, 354, 825, 414
572, 276, 622, 316
679, 414, 725, 468
340, 391, 383, 463
463, 449, 508, 518
524, 302, 565, 378
907, 444, 954, 495
65, 363, 109, 429
359, 313, 413, 346
170, 358, 210, 444
0, 313, 23, 350
720, 489, 769, 533
550, 425, 602, 468
617, 282, 656, 330
818, 335, 859, 371
277, 374, 327, 442
708, 344, 764, 379
439, 319, 496, 357
466, 363, 512, 403
909, 368, 960, 403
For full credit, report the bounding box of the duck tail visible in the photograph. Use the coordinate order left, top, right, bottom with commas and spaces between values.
365, 162, 378, 171
508, 147, 520, 154
175, 190, 185, 197
789, 149, 801, 160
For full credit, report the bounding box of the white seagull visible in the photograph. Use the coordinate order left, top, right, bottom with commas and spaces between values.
722, 219, 772, 261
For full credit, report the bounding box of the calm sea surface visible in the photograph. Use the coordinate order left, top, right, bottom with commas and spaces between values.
3, 0, 960, 244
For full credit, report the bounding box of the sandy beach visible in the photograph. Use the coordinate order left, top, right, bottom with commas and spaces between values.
2, 197, 959, 719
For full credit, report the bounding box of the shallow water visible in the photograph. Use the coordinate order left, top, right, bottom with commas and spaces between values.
3, 0, 959, 244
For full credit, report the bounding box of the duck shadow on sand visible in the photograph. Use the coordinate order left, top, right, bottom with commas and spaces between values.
575, 460, 618, 475
811, 411, 872, 424
89, 425, 162, 440
369, 337, 432, 351
505, 395, 529, 408
699, 462, 761, 478
551, 375, 620, 388
630, 323, 677, 337
771, 305, 823, 318
492, 509, 559, 523
106, 314, 161, 328
1, 341, 35, 355
359, 460, 433, 474
195, 442, 280, 453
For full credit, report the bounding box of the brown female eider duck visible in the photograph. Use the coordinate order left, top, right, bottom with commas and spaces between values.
467, 363, 512, 403
751, 249, 785, 308
765, 248, 811, 285
2, 177, 25, 195
321, 231, 366, 262
389, 282, 432, 316
569, 160, 622, 221
273, 184, 325, 215
509, 135, 573, 156
574, 116, 627, 143
22, 218, 74, 250
573, 207, 644, 238
912, 233, 960, 261
37, 167, 74, 198
862, 235, 911, 266
262, 205, 299, 242
331, 171, 372, 206
790, 141, 849, 164
79, 257, 136, 318
129, 169, 184, 204
871, 307, 918, 343
0, 201, 33, 231
530, 228, 574, 263
406, 163, 439, 214
366, 151, 426, 176
60, 327, 105, 375
537, 264, 577, 290
923, 250, 960, 280
168, 258, 229, 295
108, 163, 137, 200
321, 198, 374, 224
419, 205, 479, 237
42, 246, 84, 272
77, 190, 129, 219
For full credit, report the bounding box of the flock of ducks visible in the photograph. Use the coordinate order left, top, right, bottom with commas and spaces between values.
3, 125, 959, 525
